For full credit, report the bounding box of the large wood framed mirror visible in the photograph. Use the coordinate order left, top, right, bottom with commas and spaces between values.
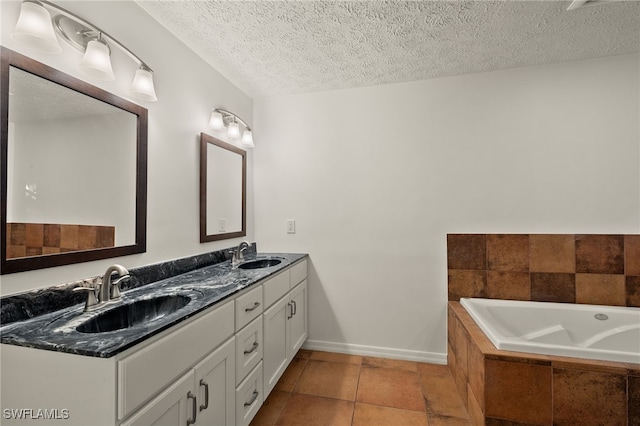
200, 133, 246, 242
1, 47, 147, 274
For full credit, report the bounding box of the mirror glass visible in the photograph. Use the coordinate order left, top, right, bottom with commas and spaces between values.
200, 133, 246, 242
1, 48, 147, 274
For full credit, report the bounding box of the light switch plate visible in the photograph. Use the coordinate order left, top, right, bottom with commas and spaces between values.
286, 219, 296, 234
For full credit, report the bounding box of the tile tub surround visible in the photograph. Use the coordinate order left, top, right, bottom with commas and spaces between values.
0, 248, 307, 358
447, 234, 640, 307
448, 301, 640, 425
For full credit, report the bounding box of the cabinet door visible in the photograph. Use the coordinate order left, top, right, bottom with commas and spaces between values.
262, 295, 291, 395
121, 370, 195, 426
194, 337, 236, 426
288, 280, 308, 358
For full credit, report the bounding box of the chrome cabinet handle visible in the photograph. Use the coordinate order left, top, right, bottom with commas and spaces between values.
291, 300, 297, 316
199, 379, 209, 411
244, 341, 259, 355
244, 390, 259, 407
187, 391, 197, 425
245, 302, 260, 312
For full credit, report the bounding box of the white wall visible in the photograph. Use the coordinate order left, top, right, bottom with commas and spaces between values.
0, 0, 254, 295
253, 54, 640, 362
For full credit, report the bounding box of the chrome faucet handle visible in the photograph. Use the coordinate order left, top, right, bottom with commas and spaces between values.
110, 275, 129, 300
73, 286, 99, 311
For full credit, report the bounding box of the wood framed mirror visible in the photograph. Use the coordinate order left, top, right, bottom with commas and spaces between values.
200, 133, 246, 242
1, 47, 147, 274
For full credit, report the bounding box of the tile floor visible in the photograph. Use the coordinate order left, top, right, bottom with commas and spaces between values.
250, 350, 471, 426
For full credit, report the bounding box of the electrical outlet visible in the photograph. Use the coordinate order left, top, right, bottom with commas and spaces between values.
286, 219, 296, 234
218, 219, 226, 232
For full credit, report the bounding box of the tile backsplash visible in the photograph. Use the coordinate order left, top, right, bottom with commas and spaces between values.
447, 234, 640, 307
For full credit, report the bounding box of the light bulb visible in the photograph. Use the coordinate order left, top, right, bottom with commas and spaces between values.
241, 130, 254, 148
209, 111, 224, 129
80, 37, 115, 81
130, 67, 157, 101
11, 1, 62, 54
227, 121, 240, 139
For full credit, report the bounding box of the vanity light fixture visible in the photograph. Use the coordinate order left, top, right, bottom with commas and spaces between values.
209, 108, 254, 148
11, 0, 158, 101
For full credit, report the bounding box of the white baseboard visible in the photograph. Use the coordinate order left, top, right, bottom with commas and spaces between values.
302, 339, 447, 365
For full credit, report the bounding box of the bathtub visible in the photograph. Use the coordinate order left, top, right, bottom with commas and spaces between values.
460, 298, 640, 364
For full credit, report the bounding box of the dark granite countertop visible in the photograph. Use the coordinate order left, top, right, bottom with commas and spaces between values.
0, 253, 307, 358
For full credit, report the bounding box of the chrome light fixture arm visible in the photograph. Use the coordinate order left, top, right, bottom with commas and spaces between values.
34, 0, 153, 72
214, 108, 252, 132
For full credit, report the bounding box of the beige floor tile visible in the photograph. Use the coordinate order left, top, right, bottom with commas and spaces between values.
309, 350, 363, 365
362, 356, 418, 371
274, 393, 354, 426
352, 402, 429, 426
428, 414, 473, 426
356, 366, 426, 411
420, 371, 469, 418
294, 360, 361, 401
274, 357, 308, 392
250, 390, 290, 426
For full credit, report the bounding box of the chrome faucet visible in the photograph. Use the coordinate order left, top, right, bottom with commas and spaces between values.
231, 241, 251, 269
74, 264, 129, 312
100, 264, 129, 304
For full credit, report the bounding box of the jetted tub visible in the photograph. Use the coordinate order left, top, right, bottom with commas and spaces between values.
460, 298, 640, 364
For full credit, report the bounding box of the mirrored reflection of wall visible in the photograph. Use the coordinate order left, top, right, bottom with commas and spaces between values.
200, 133, 246, 242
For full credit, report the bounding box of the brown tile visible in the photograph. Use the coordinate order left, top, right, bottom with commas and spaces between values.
553, 368, 627, 426
417, 362, 452, 379
485, 359, 552, 424
428, 414, 473, 425
7, 245, 26, 259
629, 375, 640, 426
530, 234, 575, 273
25, 223, 44, 247
362, 356, 417, 371
60, 225, 79, 250
96, 226, 115, 248
447, 234, 486, 270
274, 393, 354, 426
626, 276, 640, 307
293, 360, 360, 401
487, 271, 531, 301
485, 418, 539, 425
626, 235, 640, 275
274, 357, 307, 392
352, 403, 428, 426
576, 234, 625, 274
295, 349, 312, 359
250, 390, 290, 426
448, 270, 487, 301
78, 225, 98, 250
357, 366, 425, 411
26, 246, 42, 257
309, 351, 362, 365
466, 384, 483, 425
467, 340, 484, 413
420, 366, 469, 418
43, 224, 61, 247
9, 223, 26, 245
575, 273, 626, 306
487, 234, 529, 272
530, 272, 575, 303
42, 247, 61, 255
454, 319, 469, 381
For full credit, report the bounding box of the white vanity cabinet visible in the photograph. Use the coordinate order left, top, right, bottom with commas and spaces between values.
0, 257, 308, 426
263, 260, 308, 395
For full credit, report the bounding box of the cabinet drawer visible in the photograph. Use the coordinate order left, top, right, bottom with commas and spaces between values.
118, 300, 234, 419
263, 270, 290, 308
235, 361, 263, 426
236, 316, 263, 385
235, 285, 263, 331
290, 259, 308, 287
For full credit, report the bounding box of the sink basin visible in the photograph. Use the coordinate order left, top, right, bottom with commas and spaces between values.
238, 258, 283, 270
76, 295, 191, 333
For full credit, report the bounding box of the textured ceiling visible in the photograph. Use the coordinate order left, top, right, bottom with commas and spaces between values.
136, 0, 640, 98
